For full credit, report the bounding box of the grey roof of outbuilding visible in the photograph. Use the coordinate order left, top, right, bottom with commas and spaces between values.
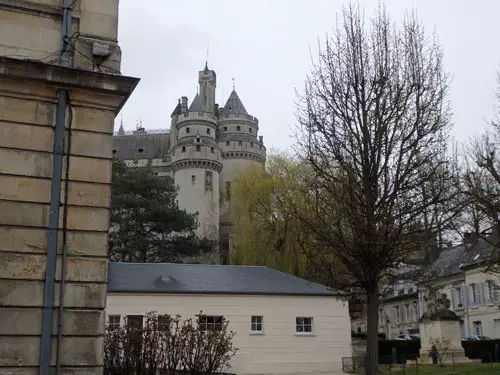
112, 133, 170, 160
107, 262, 340, 297
223, 90, 248, 116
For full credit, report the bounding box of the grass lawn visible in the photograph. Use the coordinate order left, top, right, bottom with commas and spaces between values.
375, 362, 500, 375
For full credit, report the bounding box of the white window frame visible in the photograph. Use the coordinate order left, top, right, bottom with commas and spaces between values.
107, 314, 121, 330
198, 315, 224, 332
295, 317, 314, 334
251, 315, 263, 334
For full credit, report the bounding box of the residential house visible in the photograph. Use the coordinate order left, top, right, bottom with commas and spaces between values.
106, 262, 352, 375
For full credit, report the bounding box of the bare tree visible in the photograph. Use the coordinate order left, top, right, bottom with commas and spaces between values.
293, 5, 453, 375
461, 71, 500, 263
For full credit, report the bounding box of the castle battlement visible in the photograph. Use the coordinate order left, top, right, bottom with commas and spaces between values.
176, 111, 218, 126
218, 113, 259, 125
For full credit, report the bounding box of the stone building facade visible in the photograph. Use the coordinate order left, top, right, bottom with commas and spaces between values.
113, 64, 267, 261
0, 1, 138, 374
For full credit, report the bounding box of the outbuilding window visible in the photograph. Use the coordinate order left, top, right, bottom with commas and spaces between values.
251, 316, 263, 333
199, 315, 224, 331
107, 315, 121, 330
296, 317, 313, 333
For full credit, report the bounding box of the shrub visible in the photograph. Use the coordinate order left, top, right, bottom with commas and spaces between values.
462, 339, 500, 362
104, 311, 238, 375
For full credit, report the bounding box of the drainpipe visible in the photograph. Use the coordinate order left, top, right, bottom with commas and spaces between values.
39, 2, 73, 375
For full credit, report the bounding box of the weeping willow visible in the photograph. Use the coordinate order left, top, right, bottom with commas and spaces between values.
229, 154, 314, 277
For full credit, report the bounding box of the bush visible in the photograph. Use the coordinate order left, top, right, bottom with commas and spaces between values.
104, 311, 238, 375
462, 339, 500, 362
378, 340, 421, 364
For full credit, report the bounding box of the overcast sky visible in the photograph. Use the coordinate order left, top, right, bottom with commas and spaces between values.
116, 0, 500, 152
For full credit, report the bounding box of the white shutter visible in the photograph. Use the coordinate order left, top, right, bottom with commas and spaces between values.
451, 288, 456, 309
468, 285, 474, 306
477, 283, 484, 305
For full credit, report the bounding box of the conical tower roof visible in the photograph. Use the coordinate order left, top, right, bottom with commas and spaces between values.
223, 90, 248, 116
189, 93, 204, 112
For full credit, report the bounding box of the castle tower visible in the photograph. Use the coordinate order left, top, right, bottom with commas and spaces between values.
170, 64, 223, 241
217, 88, 267, 254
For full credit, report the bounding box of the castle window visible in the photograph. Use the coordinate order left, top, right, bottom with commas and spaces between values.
225, 181, 232, 201
182, 146, 186, 152
196, 137, 200, 143
236, 126, 241, 131
207, 128, 211, 134
211, 147, 214, 153
191, 175, 196, 185
238, 141, 242, 146
249, 128, 252, 133
112, 149, 117, 155
196, 145, 201, 152
223, 126, 228, 132
205, 171, 213, 192
250, 142, 254, 147
226, 141, 230, 146
186, 127, 190, 133
138, 148, 144, 153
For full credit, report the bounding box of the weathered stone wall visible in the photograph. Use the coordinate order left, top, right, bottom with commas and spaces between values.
0, 58, 138, 374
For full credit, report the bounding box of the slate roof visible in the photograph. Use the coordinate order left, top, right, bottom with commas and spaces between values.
459, 235, 499, 270
112, 133, 170, 160
222, 90, 248, 116
189, 93, 204, 112
107, 262, 340, 297
422, 244, 466, 280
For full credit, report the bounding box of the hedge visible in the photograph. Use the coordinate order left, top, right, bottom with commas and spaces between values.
462, 339, 500, 362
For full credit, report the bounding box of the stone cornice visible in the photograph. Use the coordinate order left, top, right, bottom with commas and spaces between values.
171, 159, 223, 173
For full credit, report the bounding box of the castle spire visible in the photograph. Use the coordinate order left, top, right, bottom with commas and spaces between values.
117, 114, 125, 135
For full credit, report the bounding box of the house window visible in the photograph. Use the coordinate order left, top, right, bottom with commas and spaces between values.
455, 286, 464, 308
405, 304, 411, 322
236, 126, 241, 131
205, 171, 213, 192
108, 315, 121, 330
158, 315, 170, 331
473, 321, 482, 336
296, 317, 313, 333
470, 283, 478, 305
196, 145, 201, 152
394, 306, 400, 324
182, 146, 186, 152
199, 315, 224, 331
186, 127, 190, 133
251, 316, 263, 333
225, 181, 231, 201
191, 175, 196, 184
379, 309, 385, 326
127, 315, 143, 330
486, 280, 497, 303
207, 128, 211, 134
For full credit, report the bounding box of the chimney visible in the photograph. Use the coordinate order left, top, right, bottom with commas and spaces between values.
463, 232, 478, 250
180, 96, 188, 112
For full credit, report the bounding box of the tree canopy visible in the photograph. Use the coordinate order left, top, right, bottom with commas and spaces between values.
292, 5, 454, 375
109, 159, 215, 263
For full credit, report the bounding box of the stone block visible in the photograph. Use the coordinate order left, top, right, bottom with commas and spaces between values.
0, 253, 107, 282
59, 205, 110, 232
0, 148, 52, 178
0, 201, 49, 227
71, 106, 115, 134
69, 131, 113, 159
0, 121, 53, 152
0, 227, 108, 257
0, 336, 104, 367
0, 280, 106, 309
0, 96, 55, 126
64, 155, 112, 184
0, 308, 104, 336
0, 175, 110, 208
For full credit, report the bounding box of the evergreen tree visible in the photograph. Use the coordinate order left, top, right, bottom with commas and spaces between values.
109, 159, 215, 263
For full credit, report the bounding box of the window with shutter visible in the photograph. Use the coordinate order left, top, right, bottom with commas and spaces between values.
477, 282, 484, 305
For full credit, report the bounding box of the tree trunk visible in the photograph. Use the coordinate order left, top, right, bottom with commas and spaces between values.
365, 284, 380, 375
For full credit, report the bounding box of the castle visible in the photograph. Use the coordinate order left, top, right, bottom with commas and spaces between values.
112, 64, 267, 261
